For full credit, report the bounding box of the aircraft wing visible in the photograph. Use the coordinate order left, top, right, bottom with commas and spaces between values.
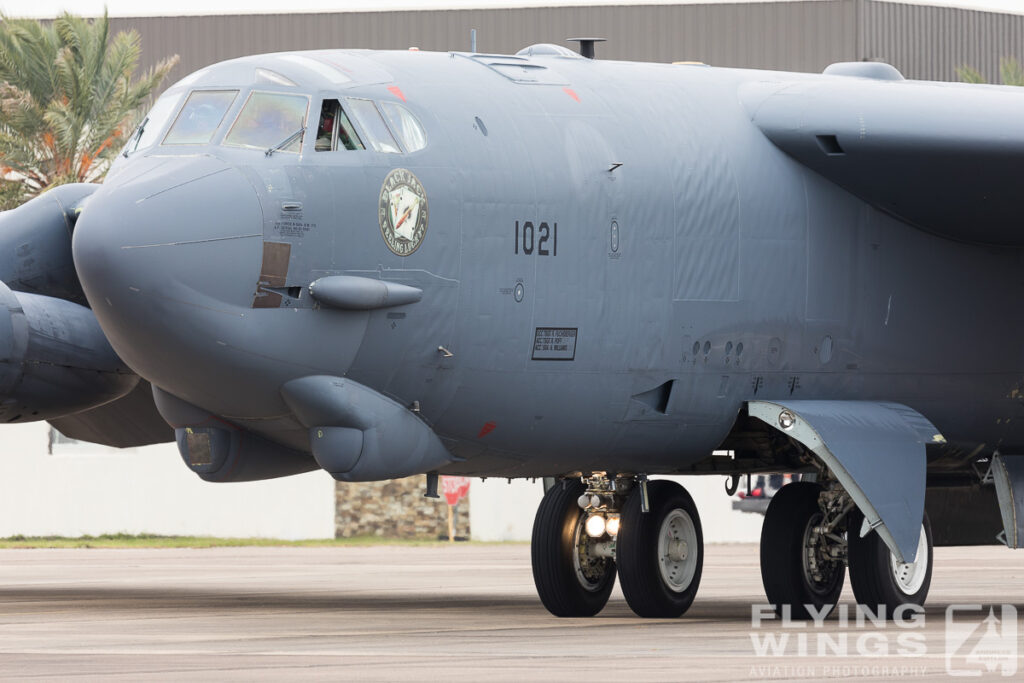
744, 76, 1024, 246
48, 379, 174, 448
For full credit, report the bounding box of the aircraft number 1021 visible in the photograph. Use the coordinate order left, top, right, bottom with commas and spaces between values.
514, 221, 557, 256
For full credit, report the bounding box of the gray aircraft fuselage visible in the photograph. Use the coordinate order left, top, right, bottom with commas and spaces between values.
69, 48, 1024, 479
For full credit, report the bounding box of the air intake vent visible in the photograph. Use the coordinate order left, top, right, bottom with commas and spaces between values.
631, 380, 675, 415
816, 134, 845, 156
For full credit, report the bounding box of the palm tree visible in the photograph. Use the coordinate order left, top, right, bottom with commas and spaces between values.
956, 56, 1024, 86
0, 12, 177, 209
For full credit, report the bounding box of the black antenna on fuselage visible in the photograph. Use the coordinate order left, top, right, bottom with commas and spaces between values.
567, 37, 606, 59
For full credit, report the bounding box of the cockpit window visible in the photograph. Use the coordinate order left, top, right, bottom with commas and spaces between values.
224, 91, 310, 153
123, 91, 183, 155
315, 99, 364, 152
163, 90, 238, 145
346, 98, 401, 154
380, 102, 427, 153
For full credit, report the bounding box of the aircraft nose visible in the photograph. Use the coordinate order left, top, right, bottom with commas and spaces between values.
72, 157, 264, 372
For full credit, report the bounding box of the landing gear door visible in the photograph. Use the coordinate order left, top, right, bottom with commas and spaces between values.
992, 454, 1024, 548
748, 400, 945, 563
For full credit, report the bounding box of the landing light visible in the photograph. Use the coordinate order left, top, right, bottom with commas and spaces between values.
606, 515, 620, 537
585, 514, 606, 538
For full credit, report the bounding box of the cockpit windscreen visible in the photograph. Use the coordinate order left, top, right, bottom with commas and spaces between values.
380, 102, 427, 153
224, 92, 310, 153
163, 90, 238, 145
123, 91, 183, 155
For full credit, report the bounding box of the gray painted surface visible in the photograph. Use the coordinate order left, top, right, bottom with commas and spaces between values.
62, 47, 1024, 491
45, 43, 1024, 565
111, 1, 1024, 91
48, 379, 173, 447
747, 70, 1024, 245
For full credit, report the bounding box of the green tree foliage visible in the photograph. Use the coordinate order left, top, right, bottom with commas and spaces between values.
956, 56, 1024, 86
0, 12, 178, 209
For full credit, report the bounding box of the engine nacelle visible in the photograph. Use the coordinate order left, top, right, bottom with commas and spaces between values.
0, 279, 137, 422
0, 184, 98, 303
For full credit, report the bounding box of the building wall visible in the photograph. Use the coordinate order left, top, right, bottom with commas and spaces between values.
112, 1, 854, 85
860, 0, 1024, 81
111, 1, 1024, 90
470, 478, 545, 542
0, 423, 336, 539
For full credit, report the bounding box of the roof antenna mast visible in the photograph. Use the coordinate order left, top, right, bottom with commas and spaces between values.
567, 37, 606, 59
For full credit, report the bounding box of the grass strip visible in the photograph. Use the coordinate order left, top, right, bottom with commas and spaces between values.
0, 534, 500, 549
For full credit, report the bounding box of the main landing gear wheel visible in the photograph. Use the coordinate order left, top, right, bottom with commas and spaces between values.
617, 480, 704, 618
531, 479, 616, 617
760, 482, 845, 620
847, 510, 933, 616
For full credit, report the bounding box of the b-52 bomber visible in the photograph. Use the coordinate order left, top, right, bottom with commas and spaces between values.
2, 42, 1023, 619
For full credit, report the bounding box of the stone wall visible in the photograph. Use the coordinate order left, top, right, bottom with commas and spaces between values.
335, 476, 471, 539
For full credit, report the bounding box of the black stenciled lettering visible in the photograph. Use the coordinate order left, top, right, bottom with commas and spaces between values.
516, 220, 558, 256
523, 221, 535, 255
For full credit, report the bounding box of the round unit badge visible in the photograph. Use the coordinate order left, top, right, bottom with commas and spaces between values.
378, 168, 429, 256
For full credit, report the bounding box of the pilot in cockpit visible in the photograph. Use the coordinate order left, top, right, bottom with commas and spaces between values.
316, 106, 335, 152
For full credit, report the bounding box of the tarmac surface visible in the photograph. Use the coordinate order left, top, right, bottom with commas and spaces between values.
0, 543, 1021, 681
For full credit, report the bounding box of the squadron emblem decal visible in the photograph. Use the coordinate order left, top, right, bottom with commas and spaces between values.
379, 168, 428, 256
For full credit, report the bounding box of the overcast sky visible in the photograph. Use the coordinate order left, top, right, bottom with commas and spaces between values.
1, 0, 1023, 19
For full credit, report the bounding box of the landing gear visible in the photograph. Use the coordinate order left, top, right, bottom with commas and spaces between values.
530, 475, 704, 618
617, 480, 704, 617
848, 510, 933, 614
760, 482, 846, 620
760, 476, 933, 620
531, 479, 616, 617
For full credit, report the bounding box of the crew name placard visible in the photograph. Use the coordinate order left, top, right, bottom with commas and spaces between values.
532, 327, 578, 361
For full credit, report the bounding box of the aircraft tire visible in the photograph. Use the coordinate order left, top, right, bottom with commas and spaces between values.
530, 479, 616, 617
760, 482, 844, 620
847, 510, 933, 617
617, 480, 703, 618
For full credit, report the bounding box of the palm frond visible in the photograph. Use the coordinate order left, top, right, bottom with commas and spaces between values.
956, 65, 986, 84
957, 57, 1024, 86
999, 57, 1024, 86
0, 11, 175, 202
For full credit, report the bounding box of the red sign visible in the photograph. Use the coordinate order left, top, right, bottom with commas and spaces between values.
442, 476, 471, 506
